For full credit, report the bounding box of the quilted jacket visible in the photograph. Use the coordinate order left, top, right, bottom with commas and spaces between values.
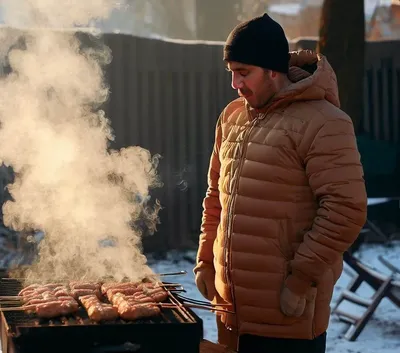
194, 50, 368, 340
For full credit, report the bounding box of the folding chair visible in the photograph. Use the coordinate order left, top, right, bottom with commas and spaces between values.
332, 251, 400, 341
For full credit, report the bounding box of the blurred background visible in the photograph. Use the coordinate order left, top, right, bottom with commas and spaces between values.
0, 1, 399, 350
0, 0, 399, 256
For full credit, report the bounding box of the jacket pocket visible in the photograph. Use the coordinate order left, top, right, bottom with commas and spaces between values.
278, 282, 318, 334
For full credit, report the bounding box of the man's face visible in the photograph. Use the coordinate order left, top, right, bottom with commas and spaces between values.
227, 61, 278, 109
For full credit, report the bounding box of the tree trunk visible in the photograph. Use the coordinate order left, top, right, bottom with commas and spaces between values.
195, 0, 240, 41
317, 0, 365, 130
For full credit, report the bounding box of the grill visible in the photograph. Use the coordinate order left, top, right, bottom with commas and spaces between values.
0, 277, 203, 353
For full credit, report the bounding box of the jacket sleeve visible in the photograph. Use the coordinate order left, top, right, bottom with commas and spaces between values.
193, 115, 223, 274
285, 115, 368, 294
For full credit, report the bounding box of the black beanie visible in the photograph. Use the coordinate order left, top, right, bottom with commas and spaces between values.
223, 13, 290, 74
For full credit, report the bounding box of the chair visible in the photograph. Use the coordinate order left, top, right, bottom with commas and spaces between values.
332, 251, 400, 341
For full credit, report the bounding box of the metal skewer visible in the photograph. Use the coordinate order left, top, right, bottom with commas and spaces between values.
160, 303, 235, 314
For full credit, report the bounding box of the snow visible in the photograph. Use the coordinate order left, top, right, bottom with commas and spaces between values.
0, 240, 398, 352
367, 197, 393, 206
268, 0, 393, 21
148, 241, 400, 351
268, 3, 303, 16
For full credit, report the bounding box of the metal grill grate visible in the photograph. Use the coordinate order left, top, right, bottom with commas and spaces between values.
0, 278, 203, 353
0, 278, 196, 327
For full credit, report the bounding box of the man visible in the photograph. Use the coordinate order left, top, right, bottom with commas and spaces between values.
193, 13, 367, 353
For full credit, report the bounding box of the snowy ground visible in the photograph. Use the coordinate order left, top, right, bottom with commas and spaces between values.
0, 240, 398, 352
148, 241, 400, 352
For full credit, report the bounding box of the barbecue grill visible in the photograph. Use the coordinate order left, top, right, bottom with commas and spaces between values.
0, 277, 204, 353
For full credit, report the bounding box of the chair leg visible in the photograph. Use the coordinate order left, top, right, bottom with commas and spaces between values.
333, 274, 363, 312
347, 274, 363, 292
345, 278, 392, 341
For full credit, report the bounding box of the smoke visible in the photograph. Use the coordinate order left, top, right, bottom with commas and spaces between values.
0, 0, 162, 284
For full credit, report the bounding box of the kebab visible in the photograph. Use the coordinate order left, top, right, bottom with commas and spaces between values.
104, 282, 169, 301
118, 301, 160, 320
79, 289, 164, 322
2, 280, 175, 319
12, 284, 93, 303
18, 283, 63, 296
24, 299, 79, 318
12, 286, 71, 304
106, 283, 170, 321
77, 281, 165, 321
79, 294, 118, 322
107, 293, 161, 320
0, 296, 80, 319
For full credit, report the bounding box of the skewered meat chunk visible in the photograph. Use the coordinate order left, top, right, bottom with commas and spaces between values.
108, 293, 130, 306
18, 284, 41, 295
22, 290, 59, 304
118, 286, 168, 303
19, 286, 79, 317
69, 281, 101, 291
37, 300, 78, 318
101, 282, 140, 295
118, 302, 160, 320
24, 299, 79, 318
53, 288, 71, 297
109, 293, 155, 306
18, 283, 62, 296
24, 294, 58, 305
125, 293, 155, 304
20, 286, 65, 299
141, 287, 168, 302
105, 287, 142, 301
21, 286, 71, 303
104, 282, 168, 301
108, 292, 161, 321
79, 294, 118, 322
106, 284, 168, 309
130, 292, 162, 303
71, 288, 101, 300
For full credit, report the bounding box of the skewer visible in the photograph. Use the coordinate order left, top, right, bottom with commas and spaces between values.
1, 270, 187, 282
175, 294, 231, 306
0, 307, 27, 312
160, 303, 235, 314
158, 271, 187, 277
156, 283, 181, 287
0, 304, 235, 315
168, 288, 185, 292
0, 280, 183, 286
165, 288, 194, 322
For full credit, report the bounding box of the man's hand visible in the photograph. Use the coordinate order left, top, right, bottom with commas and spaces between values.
195, 267, 217, 301
280, 286, 306, 317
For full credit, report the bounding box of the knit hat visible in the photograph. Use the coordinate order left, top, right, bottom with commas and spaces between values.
223, 13, 290, 74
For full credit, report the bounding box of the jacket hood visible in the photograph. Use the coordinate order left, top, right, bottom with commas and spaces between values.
249, 50, 340, 116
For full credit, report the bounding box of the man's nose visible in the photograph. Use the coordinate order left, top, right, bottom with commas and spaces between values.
231, 73, 243, 90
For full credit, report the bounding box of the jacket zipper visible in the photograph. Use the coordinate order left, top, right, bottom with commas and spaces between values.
312, 320, 316, 339
223, 113, 263, 328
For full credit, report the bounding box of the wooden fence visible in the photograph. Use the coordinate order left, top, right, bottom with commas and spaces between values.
99, 34, 400, 251
1, 29, 399, 252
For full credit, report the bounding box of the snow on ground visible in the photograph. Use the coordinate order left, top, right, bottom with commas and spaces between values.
148, 241, 400, 352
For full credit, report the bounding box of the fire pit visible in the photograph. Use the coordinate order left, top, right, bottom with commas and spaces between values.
0, 277, 203, 353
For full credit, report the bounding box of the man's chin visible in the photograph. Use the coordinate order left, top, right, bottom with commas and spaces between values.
244, 98, 260, 109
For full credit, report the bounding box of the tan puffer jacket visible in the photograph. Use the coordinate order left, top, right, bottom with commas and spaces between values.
194, 51, 368, 341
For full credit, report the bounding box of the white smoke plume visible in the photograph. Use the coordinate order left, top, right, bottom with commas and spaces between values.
0, 0, 162, 284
